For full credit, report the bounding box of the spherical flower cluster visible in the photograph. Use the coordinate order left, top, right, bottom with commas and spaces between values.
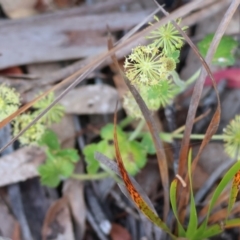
33, 92, 65, 126
123, 16, 188, 119
13, 114, 46, 145
223, 115, 240, 159
124, 46, 177, 86
0, 84, 20, 121
147, 17, 188, 57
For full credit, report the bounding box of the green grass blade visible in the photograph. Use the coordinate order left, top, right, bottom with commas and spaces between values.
200, 218, 240, 239
170, 179, 186, 237
200, 224, 222, 239
186, 149, 198, 237
194, 161, 240, 238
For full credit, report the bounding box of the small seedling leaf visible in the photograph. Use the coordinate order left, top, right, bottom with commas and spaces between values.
186, 149, 198, 238
170, 179, 186, 237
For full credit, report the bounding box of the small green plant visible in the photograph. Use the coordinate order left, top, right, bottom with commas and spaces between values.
38, 129, 79, 187
83, 123, 148, 175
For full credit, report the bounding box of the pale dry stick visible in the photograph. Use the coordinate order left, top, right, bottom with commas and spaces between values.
0, 0, 213, 153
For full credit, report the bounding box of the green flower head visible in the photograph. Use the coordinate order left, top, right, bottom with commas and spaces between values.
140, 79, 178, 108
33, 92, 65, 126
0, 84, 20, 121
147, 16, 187, 56
13, 113, 46, 145
223, 115, 240, 159
124, 45, 168, 86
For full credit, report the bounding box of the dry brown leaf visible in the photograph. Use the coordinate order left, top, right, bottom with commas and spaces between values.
59, 84, 121, 115
42, 197, 74, 240
110, 223, 132, 240
0, 146, 45, 187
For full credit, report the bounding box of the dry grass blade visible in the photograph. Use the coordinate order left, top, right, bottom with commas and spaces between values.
107, 29, 169, 220
94, 152, 157, 214
113, 110, 175, 238
0, 1, 210, 154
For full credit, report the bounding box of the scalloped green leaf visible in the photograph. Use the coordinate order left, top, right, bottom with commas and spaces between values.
55, 149, 79, 163
100, 123, 126, 142
38, 129, 60, 150
197, 34, 238, 67
97, 140, 115, 160
121, 140, 147, 175
38, 161, 60, 187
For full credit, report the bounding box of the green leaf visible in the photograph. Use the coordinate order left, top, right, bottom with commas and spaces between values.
141, 133, 156, 154
120, 140, 147, 175
38, 129, 60, 150
194, 161, 240, 238
167, 50, 180, 62
83, 144, 100, 174
170, 179, 186, 237
197, 34, 238, 67
200, 224, 222, 239
58, 160, 75, 178
55, 149, 79, 163
97, 140, 115, 160
38, 148, 78, 187
38, 161, 60, 187
186, 149, 198, 238
100, 123, 126, 142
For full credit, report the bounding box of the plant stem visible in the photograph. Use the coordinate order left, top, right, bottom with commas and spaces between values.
128, 119, 145, 141
185, 68, 201, 86
71, 172, 110, 181
119, 116, 135, 128
171, 133, 225, 141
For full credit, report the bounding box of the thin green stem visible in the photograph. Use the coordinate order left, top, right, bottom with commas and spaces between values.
71, 172, 110, 181
171, 133, 224, 141
128, 119, 145, 141
119, 116, 135, 128
185, 68, 201, 86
